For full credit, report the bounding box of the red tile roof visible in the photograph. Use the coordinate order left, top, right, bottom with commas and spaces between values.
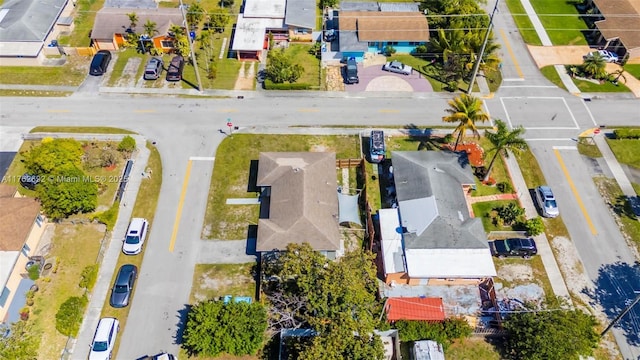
386, 297, 445, 322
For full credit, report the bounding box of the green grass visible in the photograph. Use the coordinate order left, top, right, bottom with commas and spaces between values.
529, 0, 588, 45
282, 44, 321, 87
624, 64, 640, 80
540, 65, 567, 90
0, 56, 87, 86
389, 54, 472, 92
190, 263, 257, 303
100, 142, 162, 357
505, 0, 542, 45
445, 337, 501, 359
204, 134, 360, 240
30, 126, 136, 134
107, 49, 146, 86
593, 177, 640, 252
472, 200, 521, 232
577, 137, 602, 158
62, 0, 105, 47
606, 138, 640, 168
31, 224, 104, 359
573, 78, 632, 92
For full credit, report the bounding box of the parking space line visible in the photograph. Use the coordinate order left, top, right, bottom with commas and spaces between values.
169, 160, 193, 252
553, 149, 597, 235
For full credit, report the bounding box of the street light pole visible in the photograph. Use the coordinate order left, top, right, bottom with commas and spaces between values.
467, 0, 500, 94
601, 291, 640, 337
179, 0, 204, 92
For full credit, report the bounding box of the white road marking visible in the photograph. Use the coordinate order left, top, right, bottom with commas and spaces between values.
189, 156, 215, 161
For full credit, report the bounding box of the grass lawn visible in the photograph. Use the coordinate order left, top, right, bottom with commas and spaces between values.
472, 200, 521, 232
573, 78, 632, 93
445, 337, 501, 359
107, 49, 147, 86
577, 137, 602, 158
100, 142, 162, 356
389, 54, 471, 92
606, 138, 640, 168
593, 177, 640, 252
529, 0, 588, 45
203, 134, 360, 240
624, 64, 640, 80
31, 224, 104, 359
283, 44, 321, 87
540, 65, 567, 90
505, 0, 542, 46
0, 56, 87, 86
59, 0, 105, 47
190, 263, 257, 303
30, 126, 136, 134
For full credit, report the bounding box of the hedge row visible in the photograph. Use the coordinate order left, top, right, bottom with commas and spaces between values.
264, 80, 312, 90
613, 128, 640, 139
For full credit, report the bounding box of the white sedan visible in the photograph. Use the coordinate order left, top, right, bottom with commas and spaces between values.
382, 61, 413, 75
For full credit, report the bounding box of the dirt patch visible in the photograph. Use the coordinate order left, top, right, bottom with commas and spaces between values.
234, 62, 255, 90
325, 65, 345, 91
191, 264, 256, 303
114, 57, 142, 88
497, 264, 534, 282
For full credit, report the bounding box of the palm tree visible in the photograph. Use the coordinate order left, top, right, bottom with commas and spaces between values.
143, 20, 157, 37
186, 2, 204, 27
442, 94, 489, 150
127, 12, 138, 32
582, 53, 606, 79
483, 119, 528, 181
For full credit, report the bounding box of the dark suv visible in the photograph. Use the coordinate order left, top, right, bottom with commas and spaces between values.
345, 57, 359, 84
89, 50, 112, 76
166, 55, 184, 81
490, 238, 537, 259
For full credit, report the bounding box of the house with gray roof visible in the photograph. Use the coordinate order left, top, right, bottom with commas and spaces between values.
379, 151, 496, 286
285, 0, 316, 40
0, 0, 69, 64
256, 152, 343, 258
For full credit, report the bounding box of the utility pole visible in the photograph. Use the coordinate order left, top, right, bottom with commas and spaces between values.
601, 291, 640, 337
179, 0, 203, 92
467, 0, 500, 94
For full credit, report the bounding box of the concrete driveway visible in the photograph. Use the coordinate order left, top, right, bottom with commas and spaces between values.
345, 62, 433, 92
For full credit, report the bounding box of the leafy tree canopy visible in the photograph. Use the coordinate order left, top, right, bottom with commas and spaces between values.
0, 321, 40, 360
503, 309, 599, 360
25, 138, 83, 176
265, 49, 304, 84
182, 300, 268, 357
37, 164, 98, 220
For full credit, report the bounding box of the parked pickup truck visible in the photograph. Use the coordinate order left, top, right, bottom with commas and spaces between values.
489, 238, 537, 259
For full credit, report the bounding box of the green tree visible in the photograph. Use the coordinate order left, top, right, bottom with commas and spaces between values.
299, 324, 384, 360
186, 2, 204, 27
497, 203, 525, 226
265, 49, 304, 83
219, 0, 234, 8
117, 135, 136, 153
37, 165, 98, 220
0, 321, 40, 360
127, 12, 138, 31
582, 53, 606, 79
442, 94, 489, 150
395, 318, 472, 348
206, 8, 230, 33
320, 0, 338, 9
503, 309, 599, 360
182, 300, 267, 357
483, 119, 528, 181
523, 217, 544, 236
55, 295, 88, 337
143, 19, 157, 37
25, 138, 83, 176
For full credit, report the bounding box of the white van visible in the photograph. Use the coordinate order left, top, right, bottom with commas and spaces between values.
122, 218, 149, 255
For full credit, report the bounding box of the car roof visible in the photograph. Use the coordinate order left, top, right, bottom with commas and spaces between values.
116, 264, 136, 284
95, 318, 118, 341
538, 185, 553, 194
128, 218, 147, 231
509, 238, 536, 247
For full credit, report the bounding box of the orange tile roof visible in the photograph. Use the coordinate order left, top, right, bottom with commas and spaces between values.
386, 297, 445, 321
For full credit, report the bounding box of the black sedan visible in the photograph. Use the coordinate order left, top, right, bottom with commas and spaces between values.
110, 264, 137, 308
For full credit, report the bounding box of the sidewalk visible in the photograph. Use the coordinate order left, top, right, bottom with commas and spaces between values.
71, 135, 150, 360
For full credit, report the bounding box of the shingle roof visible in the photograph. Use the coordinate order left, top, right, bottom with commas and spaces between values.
91, 8, 184, 40
256, 152, 340, 252
592, 0, 640, 51
0, 197, 40, 251
0, 0, 67, 42
386, 297, 446, 321
0, 185, 17, 198
285, 0, 316, 29
339, 11, 429, 42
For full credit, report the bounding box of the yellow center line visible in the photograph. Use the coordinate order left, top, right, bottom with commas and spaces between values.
217, 108, 238, 113
379, 109, 400, 113
134, 109, 156, 113
47, 109, 70, 113
169, 160, 193, 252
553, 149, 597, 235
500, 29, 524, 79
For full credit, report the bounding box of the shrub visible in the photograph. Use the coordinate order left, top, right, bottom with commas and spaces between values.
613, 128, 640, 139
383, 45, 396, 56
79, 264, 99, 291
118, 135, 137, 153
264, 80, 311, 90
395, 318, 472, 350
27, 264, 40, 280
523, 217, 545, 236
100, 149, 120, 167
497, 181, 514, 193
496, 203, 525, 226
55, 296, 88, 337
92, 201, 120, 231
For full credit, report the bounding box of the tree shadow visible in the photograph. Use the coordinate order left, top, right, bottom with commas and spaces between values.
403, 123, 448, 151
582, 261, 640, 345
174, 303, 192, 346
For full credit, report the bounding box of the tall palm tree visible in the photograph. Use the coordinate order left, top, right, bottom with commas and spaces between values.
127, 12, 138, 32
143, 20, 157, 37
582, 53, 606, 79
442, 94, 489, 150
483, 119, 528, 181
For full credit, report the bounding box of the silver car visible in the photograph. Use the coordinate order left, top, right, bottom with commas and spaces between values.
382, 60, 412, 75
144, 57, 164, 80
535, 186, 559, 218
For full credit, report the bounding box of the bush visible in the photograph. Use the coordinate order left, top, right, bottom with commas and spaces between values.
497, 181, 514, 193
79, 264, 99, 291
613, 128, 640, 139
92, 201, 120, 230
118, 135, 137, 153
264, 80, 311, 90
27, 264, 40, 281
383, 45, 396, 56
395, 318, 472, 350
496, 203, 524, 226
523, 217, 545, 236
55, 296, 88, 337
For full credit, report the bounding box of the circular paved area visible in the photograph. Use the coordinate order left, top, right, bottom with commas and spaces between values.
346, 63, 433, 92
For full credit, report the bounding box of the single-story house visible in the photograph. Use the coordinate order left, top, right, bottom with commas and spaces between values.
0, 0, 69, 65
589, 0, 640, 61
91, 8, 184, 52
0, 185, 46, 323
231, 0, 287, 60
284, 0, 316, 42
256, 152, 343, 259
385, 297, 446, 322
338, 2, 428, 61
379, 151, 496, 286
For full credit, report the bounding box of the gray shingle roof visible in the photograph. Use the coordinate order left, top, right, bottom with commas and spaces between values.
91, 7, 183, 40
285, 0, 316, 29
0, 0, 67, 42
256, 152, 340, 252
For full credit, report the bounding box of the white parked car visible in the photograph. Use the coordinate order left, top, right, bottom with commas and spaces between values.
122, 218, 149, 255
89, 318, 119, 360
584, 50, 619, 63
382, 60, 413, 75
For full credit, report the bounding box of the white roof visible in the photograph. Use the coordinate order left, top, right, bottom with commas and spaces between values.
399, 196, 437, 235
405, 248, 497, 278
0, 41, 43, 57
413, 340, 445, 360
0, 251, 19, 290
243, 0, 286, 18
232, 14, 284, 51
379, 208, 404, 274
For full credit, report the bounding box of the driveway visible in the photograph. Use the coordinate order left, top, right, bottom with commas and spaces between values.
345, 63, 433, 92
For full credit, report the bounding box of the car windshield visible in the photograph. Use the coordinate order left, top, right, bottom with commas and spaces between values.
92, 341, 108, 352
125, 235, 140, 244
545, 199, 557, 208
114, 284, 128, 293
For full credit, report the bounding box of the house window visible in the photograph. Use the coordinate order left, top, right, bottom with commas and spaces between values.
0, 287, 10, 307
409, 42, 420, 46
36, 214, 44, 227
368, 42, 376, 47
161, 40, 174, 48
294, 28, 309, 35
21, 243, 30, 257
387, 42, 399, 46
